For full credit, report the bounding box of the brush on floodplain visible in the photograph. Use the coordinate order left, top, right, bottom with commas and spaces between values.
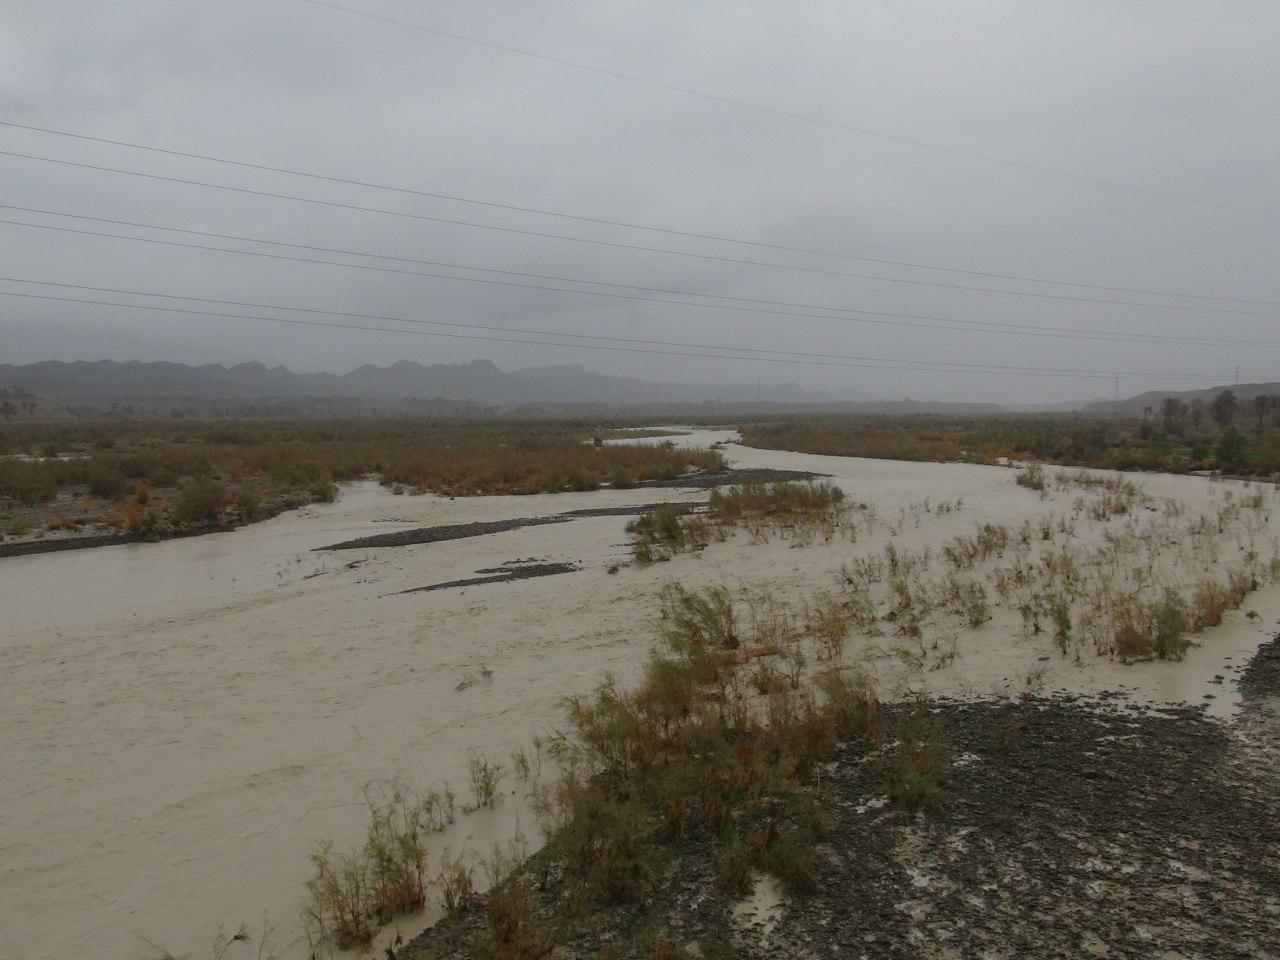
1, 419, 725, 539
301, 779, 460, 948
173, 478, 229, 526
303, 842, 376, 949
476, 881, 546, 960
468, 755, 505, 810
627, 506, 692, 563
1109, 589, 1191, 662
740, 411, 1280, 479
1015, 463, 1047, 492
435, 853, 478, 915
881, 706, 950, 814
627, 482, 850, 561
534, 583, 881, 905
510, 747, 532, 781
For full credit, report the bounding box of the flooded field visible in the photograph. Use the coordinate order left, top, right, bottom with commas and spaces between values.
4, 430, 1278, 960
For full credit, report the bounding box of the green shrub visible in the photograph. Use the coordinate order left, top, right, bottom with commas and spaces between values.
173, 478, 228, 525
87, 463, 128, 499
309, 477, 339, 503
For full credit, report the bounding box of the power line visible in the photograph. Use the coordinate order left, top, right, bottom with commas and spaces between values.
0, 277, 1234, 379
7, 200, 1276, 334
1, 282, 1233, 383
4, 208, 1278, 350
8, 154, 1274, 319
290, 0, 1275, 220
2, 127, 1276, 310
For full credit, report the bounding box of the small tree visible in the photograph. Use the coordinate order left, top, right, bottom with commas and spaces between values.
1210, 389, 1238, 429
1190, 400, 1205, 432
1254, 394, 1274, 433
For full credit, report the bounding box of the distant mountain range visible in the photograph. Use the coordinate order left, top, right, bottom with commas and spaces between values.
13, 359, 1253, 421
0, 359, 875, 413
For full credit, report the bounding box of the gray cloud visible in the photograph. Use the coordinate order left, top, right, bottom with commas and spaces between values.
1, 0, 1277, 402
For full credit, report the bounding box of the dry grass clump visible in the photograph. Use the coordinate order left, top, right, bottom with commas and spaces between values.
1015, 463, 1047, 492
943, 523, 1010, 570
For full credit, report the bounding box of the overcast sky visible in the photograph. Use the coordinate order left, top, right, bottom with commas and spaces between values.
1, 0, 1277, 403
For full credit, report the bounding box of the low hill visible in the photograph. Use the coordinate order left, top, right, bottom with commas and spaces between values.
1083, 382, 1280, 417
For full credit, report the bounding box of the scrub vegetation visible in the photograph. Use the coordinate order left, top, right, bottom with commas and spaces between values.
303, 581, 900, 955
740, 392, 1280, 477
0, 418, 722, 542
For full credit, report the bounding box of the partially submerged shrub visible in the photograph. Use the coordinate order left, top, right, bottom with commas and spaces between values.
436, 853, 478, 914
628, 482, 850, 562
303, 842, 376, 949
1109, 589, 1191, 662
1015, 463, 1047, 492
627, 506, 692, 563
303, 780, 458, 948
468, 754, 505, 810
309, 477, 339, 503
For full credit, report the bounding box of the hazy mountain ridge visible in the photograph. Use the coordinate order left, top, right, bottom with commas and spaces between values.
0, 359, 872, 407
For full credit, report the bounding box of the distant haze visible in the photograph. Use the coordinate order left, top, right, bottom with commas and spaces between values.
2, 1, 1277, 404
